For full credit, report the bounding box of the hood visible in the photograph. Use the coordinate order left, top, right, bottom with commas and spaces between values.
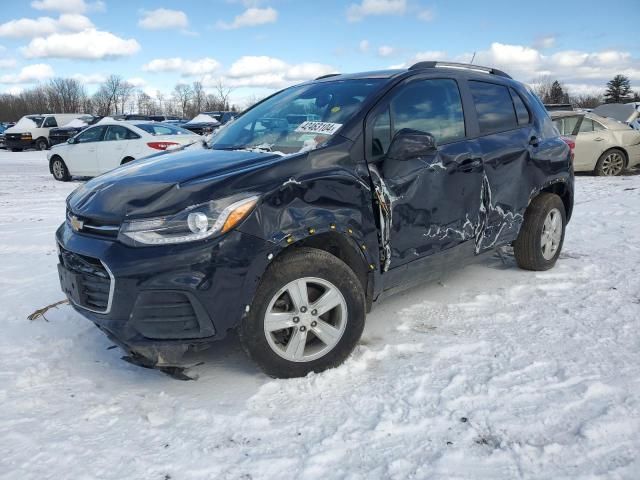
67, 148, 291, 223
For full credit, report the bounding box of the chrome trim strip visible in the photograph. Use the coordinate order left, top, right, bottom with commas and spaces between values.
57, 240, 115, 315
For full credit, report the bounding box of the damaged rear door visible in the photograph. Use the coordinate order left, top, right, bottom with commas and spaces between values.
364, 76, 485, 280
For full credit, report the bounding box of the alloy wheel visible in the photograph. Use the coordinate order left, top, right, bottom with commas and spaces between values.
263, 277, 348, 362
601, 152, 624, 176
52, 160, 64, 179
541, 208, 562, 260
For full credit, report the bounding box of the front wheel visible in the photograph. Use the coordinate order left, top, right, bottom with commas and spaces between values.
36, 138, 49, 151
514, 193, 566, 271
51, 157, 70, 181
239, 247, 365, 378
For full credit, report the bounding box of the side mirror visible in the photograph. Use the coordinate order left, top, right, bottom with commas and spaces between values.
387, 128, 437, 161
67, 137, 76, 145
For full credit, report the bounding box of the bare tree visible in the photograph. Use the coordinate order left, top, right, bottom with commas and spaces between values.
191, 81, 205, 117
569, 93, 603, 109
94, 75, 124, 115
213, 79, 233, 111
173, 84, 193, 118
45, 78, 86, 113
117, 81, 136, 114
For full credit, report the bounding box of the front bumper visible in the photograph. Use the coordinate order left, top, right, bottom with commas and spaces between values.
56, 221, 276, 364
5, 136, 34, 149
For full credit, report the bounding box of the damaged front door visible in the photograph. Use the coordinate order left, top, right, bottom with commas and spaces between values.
365, 77, 485, 275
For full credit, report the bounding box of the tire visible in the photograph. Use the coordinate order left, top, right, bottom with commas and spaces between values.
51, 156, 70, 182
36, 138, 48, 151
514, 193, 566, 271
239, 247, 366, 378
11, 148, 22, 152
121, 157, 135, 165
595, 148, 626, 176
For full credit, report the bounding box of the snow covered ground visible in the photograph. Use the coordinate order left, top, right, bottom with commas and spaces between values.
1, 150, 639, 480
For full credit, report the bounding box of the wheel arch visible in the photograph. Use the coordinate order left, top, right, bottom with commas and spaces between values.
538, 180, 573, 222
274, 232, 374, 312
121, 156, 135, 165
48, 154, 63, 173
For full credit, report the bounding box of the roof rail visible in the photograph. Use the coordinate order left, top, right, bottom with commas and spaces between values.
315, 73, 341, 80
409, 61, 512, 79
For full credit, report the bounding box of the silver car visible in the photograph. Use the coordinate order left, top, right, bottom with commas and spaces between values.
551, 110, 640, 176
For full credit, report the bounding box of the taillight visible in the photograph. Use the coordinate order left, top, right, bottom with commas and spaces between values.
561, 136, 575, 163
147, 141, 179, 150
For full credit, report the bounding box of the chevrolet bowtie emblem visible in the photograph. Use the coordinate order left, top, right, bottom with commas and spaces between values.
70, 215, 84, 232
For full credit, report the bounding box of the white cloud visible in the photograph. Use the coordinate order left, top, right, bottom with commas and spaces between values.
22, 29, 140, 59
418, 8, 435, 22
534, 35, 555, 49
71, 72, 106, 84
221, 56, 335, 88
143, 57, 221, 76
127, 77, 147, 87
31, 0, 105, 13
138, 9, 189, 30
217, 7, 278, 29
228, 56, 288, 77
0, 58, 17, 68
378, 45, 395, 57
359, 40, 370, 53
391, 50, 448, 68
0, 63, 54, 84
0, 14, 93, 38
347, 0, 406, 22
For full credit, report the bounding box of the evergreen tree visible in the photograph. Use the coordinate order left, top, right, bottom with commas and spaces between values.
604, 75, 632, 103
548, 81, 568, 104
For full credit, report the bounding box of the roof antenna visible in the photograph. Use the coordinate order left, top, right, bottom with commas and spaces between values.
470, 52, 476, 64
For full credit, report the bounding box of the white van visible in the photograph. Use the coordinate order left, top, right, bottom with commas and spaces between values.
4, 113, 88, 151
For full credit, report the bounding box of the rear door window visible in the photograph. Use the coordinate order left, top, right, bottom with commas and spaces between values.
469, 81, 518, 134
76, 126, 106, 143
105, 125, 138, 141
510, 88, 530, 125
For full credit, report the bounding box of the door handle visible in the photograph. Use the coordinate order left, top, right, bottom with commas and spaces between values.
594, 137, 604, 141
458, 157, 482, 172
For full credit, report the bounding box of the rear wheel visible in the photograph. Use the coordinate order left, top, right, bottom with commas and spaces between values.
239, 247, 365, 378
514, 193, 566, 271
595, 149, 626, 176
51, 156, 70, 181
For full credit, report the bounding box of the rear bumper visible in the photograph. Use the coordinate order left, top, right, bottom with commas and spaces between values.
626, 144, 640, 168
56, 220, 276, 365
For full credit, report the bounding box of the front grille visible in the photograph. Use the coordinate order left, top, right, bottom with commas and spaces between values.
5, 133, 23, 141
59, 246, 113, 312
131, 291, 201, 339
49, 133, 71, 145
67, 210, 119, 238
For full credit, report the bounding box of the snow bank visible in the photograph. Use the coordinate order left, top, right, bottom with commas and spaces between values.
5, 116, 38, 133
187, 114, 220, 125
63, 118, 88, 128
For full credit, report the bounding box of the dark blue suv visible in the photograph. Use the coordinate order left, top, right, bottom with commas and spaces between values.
56, 62, 573, 378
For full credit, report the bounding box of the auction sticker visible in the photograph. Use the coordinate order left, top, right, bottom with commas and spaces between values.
295, 121, 342, 135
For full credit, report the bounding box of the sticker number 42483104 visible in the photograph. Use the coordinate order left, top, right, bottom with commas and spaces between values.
295, 121, 342, 136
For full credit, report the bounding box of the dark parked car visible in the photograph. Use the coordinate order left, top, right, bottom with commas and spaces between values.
149, 115, 185, 123
181, 114, 221, 135
49, 115, 103, 146
56, 62, 573, 378
112, 114, 152, 121
203, 111, 237, 124
0, 124, 7, 149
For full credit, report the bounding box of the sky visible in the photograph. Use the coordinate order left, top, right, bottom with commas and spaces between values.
0, 0, 638, 106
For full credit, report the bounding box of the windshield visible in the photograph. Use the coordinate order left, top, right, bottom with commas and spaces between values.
27, 115, 45, 127
211, 79, 383, 153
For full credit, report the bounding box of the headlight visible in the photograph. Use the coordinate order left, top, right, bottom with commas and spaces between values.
119, 194, 259, 246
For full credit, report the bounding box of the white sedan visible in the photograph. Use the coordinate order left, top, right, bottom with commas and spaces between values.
47, 121, 201, 181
